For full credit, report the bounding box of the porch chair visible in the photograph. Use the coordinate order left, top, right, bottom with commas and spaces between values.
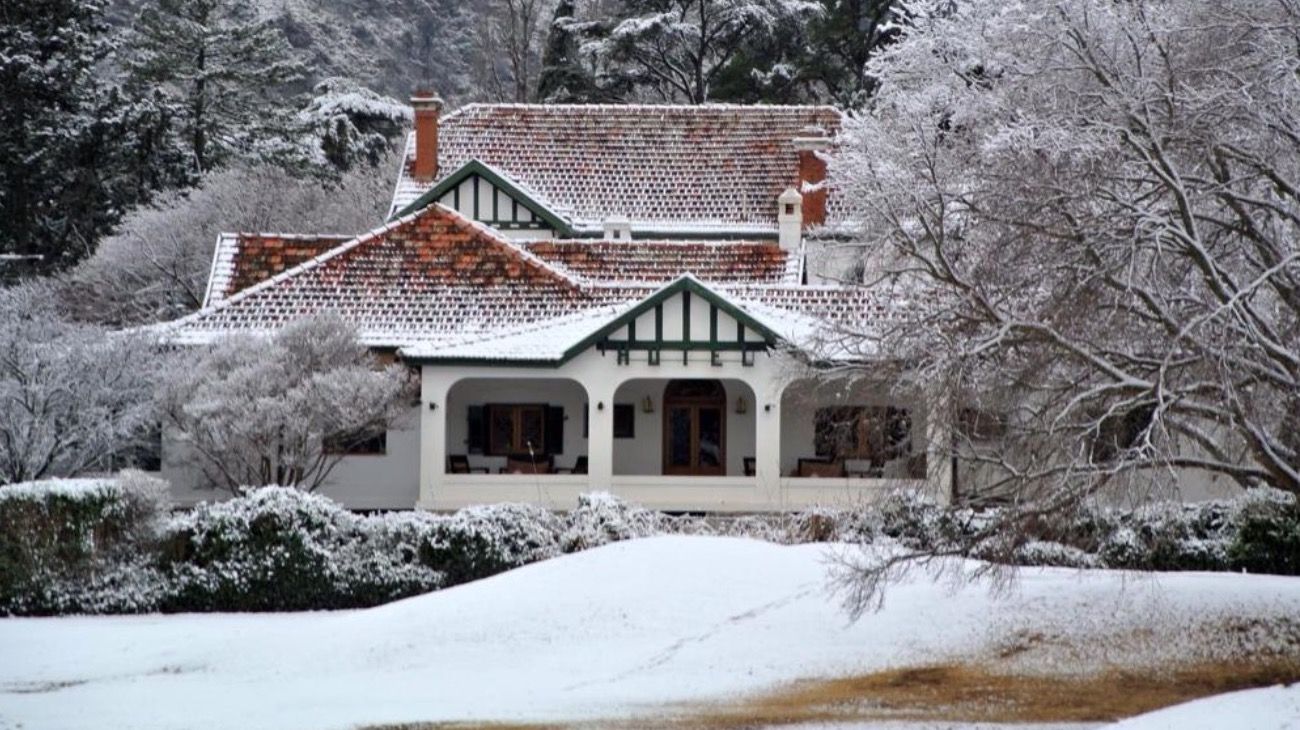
500, 453, 553, 474
555, 456, 588, 475
447, 455, 488, 474
743, 457, 756, 476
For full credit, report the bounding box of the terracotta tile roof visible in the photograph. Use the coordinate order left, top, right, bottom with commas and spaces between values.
171, 205, 892, 360
390, 104, 842, 233
204, 233, 355, 307
520, 240, 798, 285
172, 205, 595, 347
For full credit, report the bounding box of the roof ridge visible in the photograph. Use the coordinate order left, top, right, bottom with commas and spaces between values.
452, 102, 842, 114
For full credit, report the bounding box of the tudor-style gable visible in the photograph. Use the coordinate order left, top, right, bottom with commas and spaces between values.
393, 159, 569, 238
587, 277, 779, 367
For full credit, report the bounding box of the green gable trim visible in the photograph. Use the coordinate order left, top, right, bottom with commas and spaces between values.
565, 277, 781, 361
402, 277, 783, 368
391, 159, 573, 235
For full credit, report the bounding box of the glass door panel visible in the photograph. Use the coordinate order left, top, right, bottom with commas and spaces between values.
697, 407, 723, 471
667, 407, 692, 468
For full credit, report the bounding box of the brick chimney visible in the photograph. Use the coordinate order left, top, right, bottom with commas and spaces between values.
793, 125, 830, 227
410, 90, 444, 182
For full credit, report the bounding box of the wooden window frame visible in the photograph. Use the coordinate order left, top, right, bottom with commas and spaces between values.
486, 403, 547, 456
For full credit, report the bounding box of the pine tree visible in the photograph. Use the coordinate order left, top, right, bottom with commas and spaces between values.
0, 0, 117, 272
125, 0, 305, 175
537, 0, 600, 102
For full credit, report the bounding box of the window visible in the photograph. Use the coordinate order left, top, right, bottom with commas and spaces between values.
469, 403, 564, 456
814, 406, 911, 464
323, 430, 387, 455
489, 404, 545, 456
613, 403, 635, 438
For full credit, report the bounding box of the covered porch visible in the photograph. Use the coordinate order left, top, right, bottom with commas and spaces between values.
417, 366, 946, 512
408, 276, 949, 512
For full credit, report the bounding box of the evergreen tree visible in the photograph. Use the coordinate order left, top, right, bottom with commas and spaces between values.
537, 0, 598, 102
711, 0, 901, 106
125, 0, 305, 175
591, 0, 819, 104
0, 0, 117, 271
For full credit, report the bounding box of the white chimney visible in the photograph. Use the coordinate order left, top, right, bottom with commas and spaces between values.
602, 216, 632, 241
777, 188, 802, 250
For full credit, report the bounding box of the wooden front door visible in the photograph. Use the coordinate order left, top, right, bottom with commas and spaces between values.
662, 380, 726, 476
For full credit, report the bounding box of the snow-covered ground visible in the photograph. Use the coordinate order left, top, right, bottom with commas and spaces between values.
1108, 684, 1300, 729
1, 536, 1298, 730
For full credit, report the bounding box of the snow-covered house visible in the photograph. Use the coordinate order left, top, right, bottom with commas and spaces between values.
163, 97, 950, 511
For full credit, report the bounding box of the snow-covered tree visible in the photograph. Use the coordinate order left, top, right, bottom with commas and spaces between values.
124, 0, 305, 174
828, 0, 1300, 592
61, 161, 392, 327
588, 0, 821, 103
299, 78, 411, 172
157, 313, 416, 493
0, 283, 162, 484
0, 0, 185, 273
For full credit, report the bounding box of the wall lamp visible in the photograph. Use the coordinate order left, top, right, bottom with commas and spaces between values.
641, 395, 655, 413
597, 401, 605, 411
428, 402, 438, 411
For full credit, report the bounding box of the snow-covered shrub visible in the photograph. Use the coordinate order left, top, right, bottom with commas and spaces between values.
0, 472, 170, 615
161, 486, 443, 611
421, 503, 564, 585
560, 492, 665, 552
1228, 492, 1300, 576
335, 511, 447, 604
876, 491, 977, 550
1010, 540, 1102, 569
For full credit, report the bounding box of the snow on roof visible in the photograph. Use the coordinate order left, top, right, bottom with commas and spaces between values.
204, 232, 356, 307
168, 204, 593, 348
400, 306, 633, 362
520, 239, 798, 286
170, 204, 889, 361
389, 103, 843, 231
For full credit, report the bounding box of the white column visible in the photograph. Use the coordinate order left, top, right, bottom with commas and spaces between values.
417, 368, 456, 510
753, 378, 784, 504
584, 380, 617, 492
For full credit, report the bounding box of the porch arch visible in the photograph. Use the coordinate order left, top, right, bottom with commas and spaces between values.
610, 378, 757, 477
443, 376, 589, 474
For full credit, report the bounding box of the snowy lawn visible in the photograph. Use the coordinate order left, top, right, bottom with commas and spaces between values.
1, 536, 1298, 730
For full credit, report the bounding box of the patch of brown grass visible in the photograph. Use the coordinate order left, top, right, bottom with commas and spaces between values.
678, 658, 1300, 728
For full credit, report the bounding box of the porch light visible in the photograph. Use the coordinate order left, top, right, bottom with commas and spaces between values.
597, 401, 605, 411
428, 402, 438, 411
735, 396, 748, 414
641, 395, 654, 413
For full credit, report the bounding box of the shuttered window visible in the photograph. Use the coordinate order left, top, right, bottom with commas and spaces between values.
468, 404, 564, 456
